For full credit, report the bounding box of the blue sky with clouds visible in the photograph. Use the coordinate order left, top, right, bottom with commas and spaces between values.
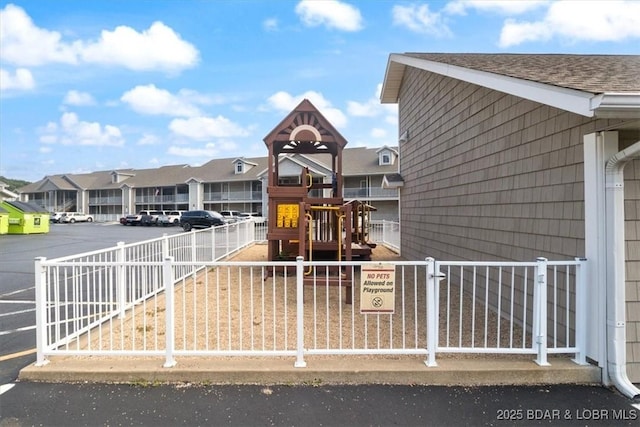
1, 0, 639, 182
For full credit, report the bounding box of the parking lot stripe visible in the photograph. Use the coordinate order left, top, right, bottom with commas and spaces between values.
0, 300, 35, 305
0, 384, 15, 395
0, 325, 36, 336
0, 348, 36, 362
0, 287, 35, 298
0, 308, 35, 317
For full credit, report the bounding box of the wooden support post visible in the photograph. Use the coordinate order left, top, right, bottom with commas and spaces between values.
343, 204, 353, 304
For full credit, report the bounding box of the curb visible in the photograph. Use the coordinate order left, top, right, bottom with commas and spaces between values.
19, 356, 600, 386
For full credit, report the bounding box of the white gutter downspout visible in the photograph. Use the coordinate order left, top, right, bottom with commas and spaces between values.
605, 140, 640, 399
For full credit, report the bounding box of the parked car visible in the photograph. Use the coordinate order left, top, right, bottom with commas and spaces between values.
180, 210, 226, 231
220, 210, 242, 223
165, 210, 183, 225
50, 212, 66, 223
149, 211, 164, 223
156, 214, 171, 226
124, 210, 154, 226
60, 212, 94, 223
240, 212, 266, 224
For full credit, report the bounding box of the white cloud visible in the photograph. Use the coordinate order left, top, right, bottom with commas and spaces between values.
346, 85, 398, 145
168, 142, 218, 157
39, 134, 57, 144
370, 128, 387, 139
347, 84, 397, 120
63, 90, 95, 106
266, 90, 347, 128
499, 20, 550, 47
39, 146, 52, 153
80, 21, 199, 72
121, 84, 203, 117
347, 99, 378, 117
295, 0, 363, 31
263, 18, 279, 31
392, 4, 452, 37
169, 116, 250, 140
444, 0, 547, 15
0, 67, 35, 91
384, 115, 398, 125
0, 4, 198, 72
39, 112, 124, 147
499, 0, 640, 47
137, 133, 160, 145
0, 4, 79, 66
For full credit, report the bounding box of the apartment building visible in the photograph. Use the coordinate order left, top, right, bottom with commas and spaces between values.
18, 146, 401, 222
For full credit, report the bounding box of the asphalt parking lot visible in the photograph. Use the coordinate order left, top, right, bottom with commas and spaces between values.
0, 221, 183, 383
1, 222, 639, 426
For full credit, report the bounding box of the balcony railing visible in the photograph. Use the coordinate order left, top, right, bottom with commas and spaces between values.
89, 196, 123, 205
28, 198, 45, 207
343, 187, 398, 199
135, 194, 189, 203
204, 191, 262, 201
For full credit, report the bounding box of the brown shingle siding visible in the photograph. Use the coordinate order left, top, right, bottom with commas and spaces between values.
398, 67, 623, 263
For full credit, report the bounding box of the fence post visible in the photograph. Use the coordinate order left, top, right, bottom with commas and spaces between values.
190, 230, 197, 277
572, 258, 588, 365
225, 224, 230, 256
211, 226, 216, 261
162, 233, 169, 259
163, 256, 177, 368
382, 220, 387, 245
425, 257, 438, 367
534, 257, 550, 366
294, 256, 307, 368
116, 241, 126, 319
34, 257, 50, 367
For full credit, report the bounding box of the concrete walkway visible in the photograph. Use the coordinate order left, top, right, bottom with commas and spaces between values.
19, 355, 600, 386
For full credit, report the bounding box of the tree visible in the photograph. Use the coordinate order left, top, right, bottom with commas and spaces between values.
0, 176, 31, 192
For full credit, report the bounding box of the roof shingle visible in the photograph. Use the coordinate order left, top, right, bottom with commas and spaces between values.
405, 53, 640, 93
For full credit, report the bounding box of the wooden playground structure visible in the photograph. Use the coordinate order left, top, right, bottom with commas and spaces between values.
263, 99, 377, 303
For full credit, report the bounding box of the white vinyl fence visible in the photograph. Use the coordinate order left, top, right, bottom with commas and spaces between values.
34, 221, 586, 369
368, 220, 400, 253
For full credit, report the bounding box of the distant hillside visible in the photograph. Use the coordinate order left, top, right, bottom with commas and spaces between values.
0, 176, 31, 192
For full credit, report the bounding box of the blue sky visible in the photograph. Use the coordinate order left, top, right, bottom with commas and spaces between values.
1, 1, 639, 182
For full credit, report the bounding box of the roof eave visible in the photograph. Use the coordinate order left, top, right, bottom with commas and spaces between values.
0, 188, 19, 198
381, 53, 603, 117
380, 54, 407, 104
592, 93, 640, 119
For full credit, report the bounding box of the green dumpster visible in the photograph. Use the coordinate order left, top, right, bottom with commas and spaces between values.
0, 201, 50, 234
0, 206, 8, 235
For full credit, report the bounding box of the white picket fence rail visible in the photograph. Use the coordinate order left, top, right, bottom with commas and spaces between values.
33, 221, 586, 369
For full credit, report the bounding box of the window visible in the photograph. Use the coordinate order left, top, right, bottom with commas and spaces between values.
380, 152, 391, 165
278, 176, 300, 186
235, 162, 243, 174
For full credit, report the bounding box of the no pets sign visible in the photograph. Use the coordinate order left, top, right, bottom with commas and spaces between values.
360, 263, 395, 314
